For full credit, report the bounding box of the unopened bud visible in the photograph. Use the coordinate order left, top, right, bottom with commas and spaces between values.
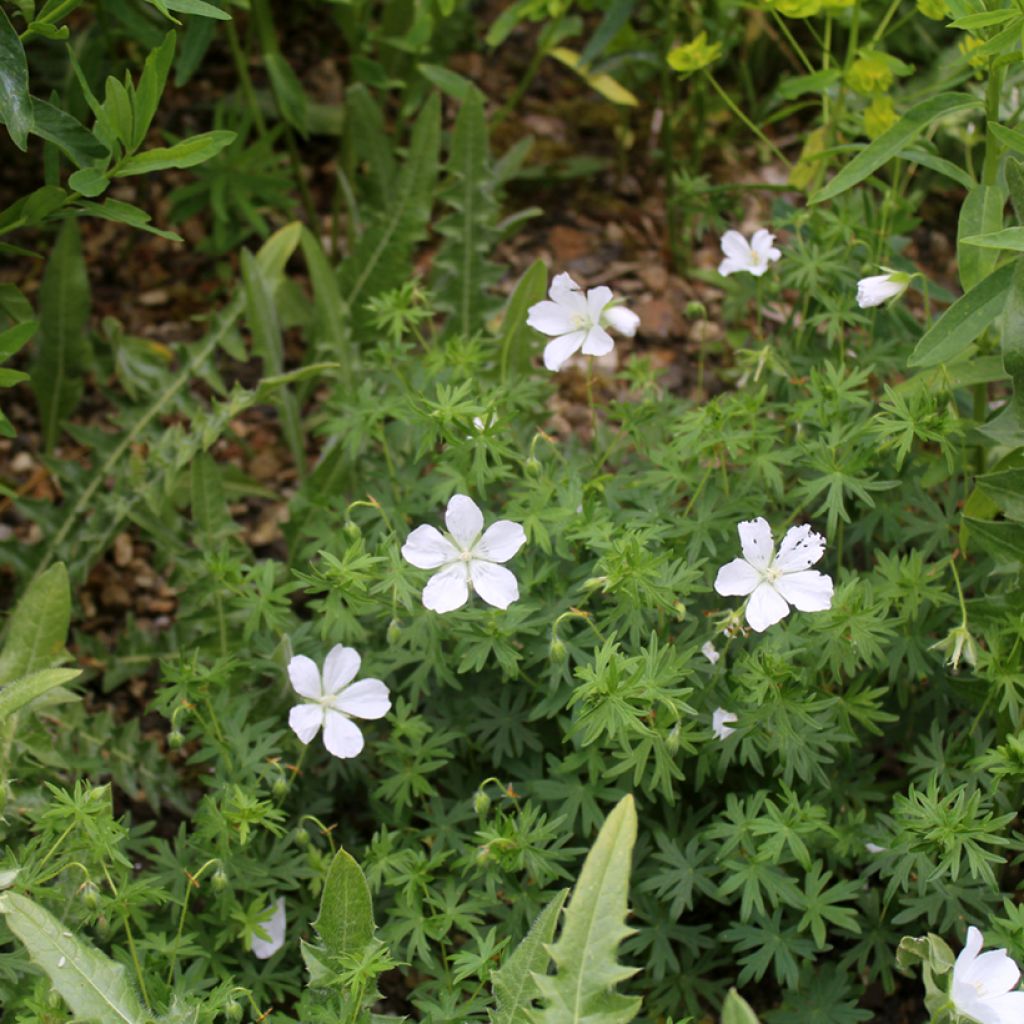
224, 998, 243, 1022
168, 730, 185, 749
685, 300, 707, 319
386, 618, 402, 644
272, 777, 288, 800
473, 790, 491, 816
211, 867, 228, 891
673, 600, 686, 621
343, 520, 361, 541
525, 456, 541, 476
293, 827, 310, 848
549, 637, 567, 662
81, 881, 100, 909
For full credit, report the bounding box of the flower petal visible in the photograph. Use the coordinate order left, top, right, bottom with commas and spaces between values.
334, 678, 391, 720
720, 230, 751, 261
984, 991, 1024, 1022
469, 560, 520, 609
322, 709, 365, 759
712, 707, 737, 740
750, 229, 780, 263
773, 570, 833, 613
422, 563, 470, 613
288, 703, 323, 744
251, 897, 286, 959
970, 949, 1021, 994
543, 329, 587, 371
737, 517, 775, 570
402, 524, 459, 569
955, 926, 985, 984
322, 645, 360, 693
585, 285, 614, 322
774, 523, 827, 571
445, 494, 483, 549
745, 582, 791, 632
714, 557, 761, 597
287, 655, 321, 698
718, 257, 746, 277
580, 324, 615, 357
550, 271, 585, 305
476, 520, 527, 562
526, 299, 578, 337
603, 304, 640, 337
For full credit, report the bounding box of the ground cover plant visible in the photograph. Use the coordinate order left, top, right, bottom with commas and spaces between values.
2, 0, 1024, 1021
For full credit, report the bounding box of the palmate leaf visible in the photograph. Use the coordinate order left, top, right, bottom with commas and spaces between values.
338, 93, 440, 331
531, 795, 642, 1024
432, 87, 504, 336
0, 891, 148, 1023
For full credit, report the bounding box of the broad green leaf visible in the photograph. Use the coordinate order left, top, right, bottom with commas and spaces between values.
548, 47, 639, 107
0, 185, 66, 233
960, 227, 1024, 251
133, 32, 176, 149
811, 93, 981, 204
721, 989, 760, 1024
162, 0, 230, 18
907, 261, 1013, 367
29, 97, 109, 167
490, 889, 569, 1024
0, 320, 37, 359
34, 220, 90, 449
74, 198, 182, 241
0, 562, 71, 684
899, 148, 975, 191
948, 8, 1020, 28
988, 122, 1024, 157
298, 226, 350, 371
102, 75, 134, 149
1008, 158, 1024, 223
417, 62, 482, 103
500, 258, 549, 382
314, 847, 375, 959
579, 0, 636, 67
963, 517, 1024, 562
0, 667, 81, 722
0, 891, 148, 1024
976, 469, 1024, 520
777, 68, 842, 100
264, 52, 308, 134
256, 220, 302, 283
68, 167, 110, 198
532, 794, 641, 1024
114, 130, 236, 175
982, 256, 1024, 446
190, 452, 231, 545
957, 185, 1006, 291
0, 9, 32, 149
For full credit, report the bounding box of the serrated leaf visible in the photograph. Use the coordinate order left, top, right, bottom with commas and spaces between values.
0, 9, 32, 150
0, 562, 71, 684
491, 889, 569, 1024
908, 261, 1013, 367
811, 93, 981, 204
0, 667, 81, 721
114, 130, 235, 175
314, 847, 375, 960
190, 452, 230, 545
0, 891, 148, 1024
531, 795, 642, 1024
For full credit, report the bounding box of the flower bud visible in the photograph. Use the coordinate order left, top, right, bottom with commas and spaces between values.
271, 777, 288, 800
685, 300, 707, 320
343, 520, 361, 541
525, 456, 541, 476
211, 867, 228, 891
929, 623, 979, 671
582, 575, 608, 591
666, 723, 682, 755
293, 827, 310, 848
386, 618, 402, 645
549, 636, 567, 662
673, 600, 686, 621
168, 730, 185, 750
47, 989, 63, 1010
473, 789, 491, 816
81, 881, 100, 909
224, 997, 243, 1022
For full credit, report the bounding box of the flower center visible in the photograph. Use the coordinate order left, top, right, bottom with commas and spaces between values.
762, 565, 782, 583
570, 312, 590, 330
459, 549, 473, 562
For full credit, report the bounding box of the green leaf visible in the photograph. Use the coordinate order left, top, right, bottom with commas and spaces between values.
343, 84, 395, 208
298, 225, 350, 372
988, 122, 1024, 158
490, 889, 569, 1024
73, 198, 182, 241
0, 891, 148, 1024
907, 261, 1013, 367
976, 469, 1024, 520
161, 0, 230, 18
0, 667, 81, 722
957, 185, 1006, 290
417, 62, 482, 103
960, 227, 1024, 251
0, 562, 71, 684
68, 167, 110, 198
982, 256, 1024, 446
0, 319, 37, 359
532, 794, 642, 1024
314, 847, 375, 960
264, 52, 308, 134
0, 9, 32, 150
190, 452, 230, 545
102, 75, 134, 149
34, 219, 90, 449
500, 258, 549, 382
963, 517, 1024, 562
114, 129, 236, 175
29, 97, 109, 167
721, 989, 760, 1024
1007, 158, 1024, 224
132, 31, 176, 150
810, 93, 981, 204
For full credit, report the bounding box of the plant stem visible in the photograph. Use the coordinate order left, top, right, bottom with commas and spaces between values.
702, 70, 792, 168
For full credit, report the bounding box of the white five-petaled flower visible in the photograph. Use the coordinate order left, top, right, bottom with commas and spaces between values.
526, 272, 640, 372
287, 645, 390, 759
714, 518, 834, 633
250, 897, 286, 960
952, 926, 1024, 1024
718, 229, 781, 278
711, 707, 737, 740
402, 494, 527, 613
856, 269, 911, 308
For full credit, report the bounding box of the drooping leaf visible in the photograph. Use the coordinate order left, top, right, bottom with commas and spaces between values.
531, 794, 642, 1024
0, 562, 71, 684
811, 93, 982, 204
34, 219, 90, 450
0, 9, 32, 149
490, 889, 569, 1024
114, 130, 236, 175
314, 847, 375, 960
907, 261, 1013, 367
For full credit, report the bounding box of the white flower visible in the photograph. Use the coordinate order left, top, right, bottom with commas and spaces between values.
701, 641, 720, 665
401, 494, 527, 613
952, 926, 1024, 1024
287, 646, 390, 759
711, 707, 737, 740
714, 518, 834, 633
526, 272, 640, 371
250, 897, 286, 960
856, 269, 910, 308
864, 842, 886, 854
718, 229, 781, 277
